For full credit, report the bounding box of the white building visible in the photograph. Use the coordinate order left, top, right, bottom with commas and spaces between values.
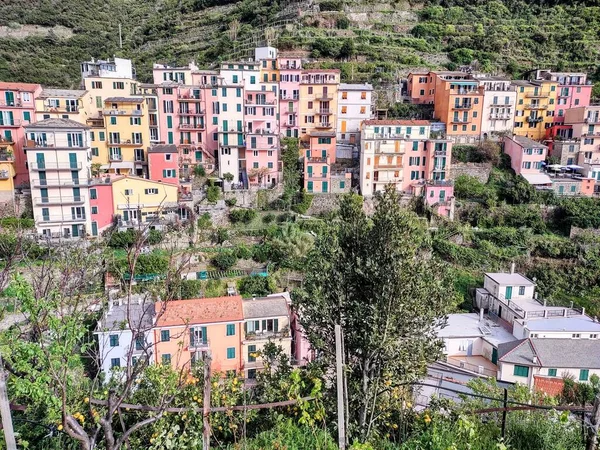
81, 57, 135, 80
337, 83, 373, 145
438, 312, 516, 377
241, 293, 293, 379
95, 296, 155, 380
478, 77, 516, 139
25, 118, 92, 238
498, 338, 600, 389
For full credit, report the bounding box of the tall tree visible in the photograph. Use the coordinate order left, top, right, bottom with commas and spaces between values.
294, 186, 458, 441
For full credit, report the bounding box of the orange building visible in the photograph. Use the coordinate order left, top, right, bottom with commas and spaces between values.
432, 72, 484, 143
406, 72, 435, 104
153, 296, 244, 373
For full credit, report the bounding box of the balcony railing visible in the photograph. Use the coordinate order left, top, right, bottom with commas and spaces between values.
189, 338, 209, 350
585, 117, 600, 124
0, 100, 24, 107
584, 158, 600, 164
38, 215, 86, 224
451, 118, 472, 124
307, 173, 328, 178
103, 109, 143, 116
109, 154, 123, 161
316, 122, 332, 128
527, 117, 543, 123
245, 99, 277, 106
524, 103, 548, 110
43, 105, 79, 113
489, 113, 512, 120
30, 162, 82, 170
109, 140, 142, 147
0, 152, 14, 162
244, 329, 290, 341
525, 92, 548, 98
33, 178, 86, 187
178, 123, 204, 130
319, 108, 331, 114
178, 109, 204, 115
177, 94, 202, 101
307, 156, 328, 163
284, 121, 296, 127
35, 196, 85, 206
453, 104, 473, 110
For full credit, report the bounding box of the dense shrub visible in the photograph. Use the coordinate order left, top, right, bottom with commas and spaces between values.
197, 212, 212, 229
238, 275, 276, 297
107, 230, 137, 248
234, 244, 254, 260
229, 208, 257, 224
225, 198, 237, 207
262, 213, 275, 224
177, 279, 203, 299
147, 229, 164, 245
212, 251, 237, 270
0, 218, 35, 229
291, 191, 314, 214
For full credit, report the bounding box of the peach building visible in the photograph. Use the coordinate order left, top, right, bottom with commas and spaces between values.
153, 296, 244, 373
503, 135, 547, 176
0, 82, 43, 185
407, 72, 435, 104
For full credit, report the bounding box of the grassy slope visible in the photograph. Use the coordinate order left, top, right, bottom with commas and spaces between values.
1, 0, 600, 88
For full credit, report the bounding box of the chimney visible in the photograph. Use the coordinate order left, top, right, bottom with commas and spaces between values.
564, 308, 568, 317
582, 307, 585, 316
479, 308, 484, 322
570, 301, 574, 309
510, 262, 515, 274
532, 355, 538, 364
543, 299, 546, 307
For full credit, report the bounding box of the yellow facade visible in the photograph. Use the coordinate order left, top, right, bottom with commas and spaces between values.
0, 143, 15, 195
83, 77, 139, 119
512, 81, 558, 140
112, 176, 178, 217
34, 91, 93, 124
299, 70, 340, 142
102, 98, 150, 174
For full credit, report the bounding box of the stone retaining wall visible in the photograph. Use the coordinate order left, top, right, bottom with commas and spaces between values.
451, 162, 493, 183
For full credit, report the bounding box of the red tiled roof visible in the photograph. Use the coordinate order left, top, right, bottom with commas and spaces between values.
155, 296, 243, 327
0, 82, 42, 92
363, 119, 431, 126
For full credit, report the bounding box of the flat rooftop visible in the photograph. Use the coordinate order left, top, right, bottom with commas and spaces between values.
438, 313, 516, 347
520, 316, 600, 333
485, 272, 535, 286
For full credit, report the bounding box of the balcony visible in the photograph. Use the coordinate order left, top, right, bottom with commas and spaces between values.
43, 105, 79, 114
450, 88, 484, 96
451, 118, 472, 124
585, 117, 600, 124
38, 215, 86, 224
103, 109, 143, 116
30, 162, 82, 170
433, 166, 447, 172
0, 100, 25, 107
35, 196, 85, 206
524, 103, 548, 110
453, 104, 473, 110
525, 92, 548, 98
307, 157, 328, 163
177, 94, 202, 102
178, 123, 205, 130
315, 93, 334, 101
315, 122, 332, 129
244, 329, 290, 341
245, 99, 277, 106
109, 140, 142, 147
109, 154, 123, 162
33, 178, 87, 187
582, 132, 600, 138
489, 113, 512, 120
178, 109, 204, 116
189, 338, 209, 350
319, 108, 331, 114
0, 119, 22, 127
0, 152, 14, 162
307, 173, 328, 178
281, 94, 299, 100
86, 117, 104, 127
284, 121, 296, 127
584, 158, 600, 165
0, 170, 10, 180
247, 128, 277, 135
527, 116, 543, 124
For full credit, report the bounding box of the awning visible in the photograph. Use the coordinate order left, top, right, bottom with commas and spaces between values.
522, 173, 553, 185
101, 162, 135, 170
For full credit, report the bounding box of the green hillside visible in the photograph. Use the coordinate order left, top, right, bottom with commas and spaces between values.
0, 0, 599, 93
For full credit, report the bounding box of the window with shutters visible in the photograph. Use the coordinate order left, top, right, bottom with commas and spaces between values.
226, 324, 235, 336
248, 345, 257, 362
161, 330, 170, 342
109, 335, 119, 347
162, 354, 171, 364
513, 365, 529, 377
548, 369, 557, 377
227, 347, 236, 359
110, 358, 120, 368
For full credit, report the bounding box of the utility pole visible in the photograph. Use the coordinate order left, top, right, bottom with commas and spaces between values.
203, 354, 212, 450
0, 355, 17, 450
119, 23, 123, 49
335, 324, 346, 450
586, 394, 600, 450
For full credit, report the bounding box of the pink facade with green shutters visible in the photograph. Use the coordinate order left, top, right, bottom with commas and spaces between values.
304, 132, 336, 193
0, 82, 42, 186
536, 70, 592, 123
147, 144, 180, 186
88, 180, 115, 235
279, 57, 302, 139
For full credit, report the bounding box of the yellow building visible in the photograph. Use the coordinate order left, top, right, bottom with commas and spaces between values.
35, 89, 92, 124
299, 69, 340, 142
111, 176, 179, 227
101, 97, 150, 177
0, 142, 15, 211
512, 80, 558, 140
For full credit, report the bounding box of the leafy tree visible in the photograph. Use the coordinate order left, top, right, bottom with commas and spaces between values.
197, 212, 212, 229
222, 172, 234, 182
193, 165, 206, 177
229, 208, 257, 224
238, 275, 276, 297
294, 186, 457, 441
212, 227, 229, 245
280, 138, 301, 209
212, 250, 237, 270
500, 174, 537, 204
205, 180, 221, 203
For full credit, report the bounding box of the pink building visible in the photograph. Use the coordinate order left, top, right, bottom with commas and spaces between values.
0, 82, 42, 185
278, 55, 302, 139
536, 70, 592, 123
423, 181, 454, 218
89, 178, 115, 236
401, 138, 452, 192
147, 144, 180, 186
304, 132, 337, 193
503, 135, 548, 175
245, 90, 280, 186
406, 72, 435, 104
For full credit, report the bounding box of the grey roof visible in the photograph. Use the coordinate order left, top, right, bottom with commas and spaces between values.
148, 144, 177, 154
25, 118, 89, 130
499, 338, 600, 368
39, 89, 87, 99
510, 135, 548, 149
243, 295, 289, 319
339, 83, 373, 91
525, 316, 600, 333
310, 131, 336, 137
498, 339, 539, 366
105, 97, 144, 103
99, 298, 154, 332
485, 273, 535, 286
437, 313, 516, 347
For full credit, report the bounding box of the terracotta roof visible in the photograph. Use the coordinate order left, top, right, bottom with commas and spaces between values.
155, 296, 243, 327
302, 69, 341, 73
147, 144, 177, 153
0, 82, 41, 92
105, 97, 144, 103
363, 119, 431, 126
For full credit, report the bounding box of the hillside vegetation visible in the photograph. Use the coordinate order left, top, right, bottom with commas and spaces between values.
1, 0, 600, 90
